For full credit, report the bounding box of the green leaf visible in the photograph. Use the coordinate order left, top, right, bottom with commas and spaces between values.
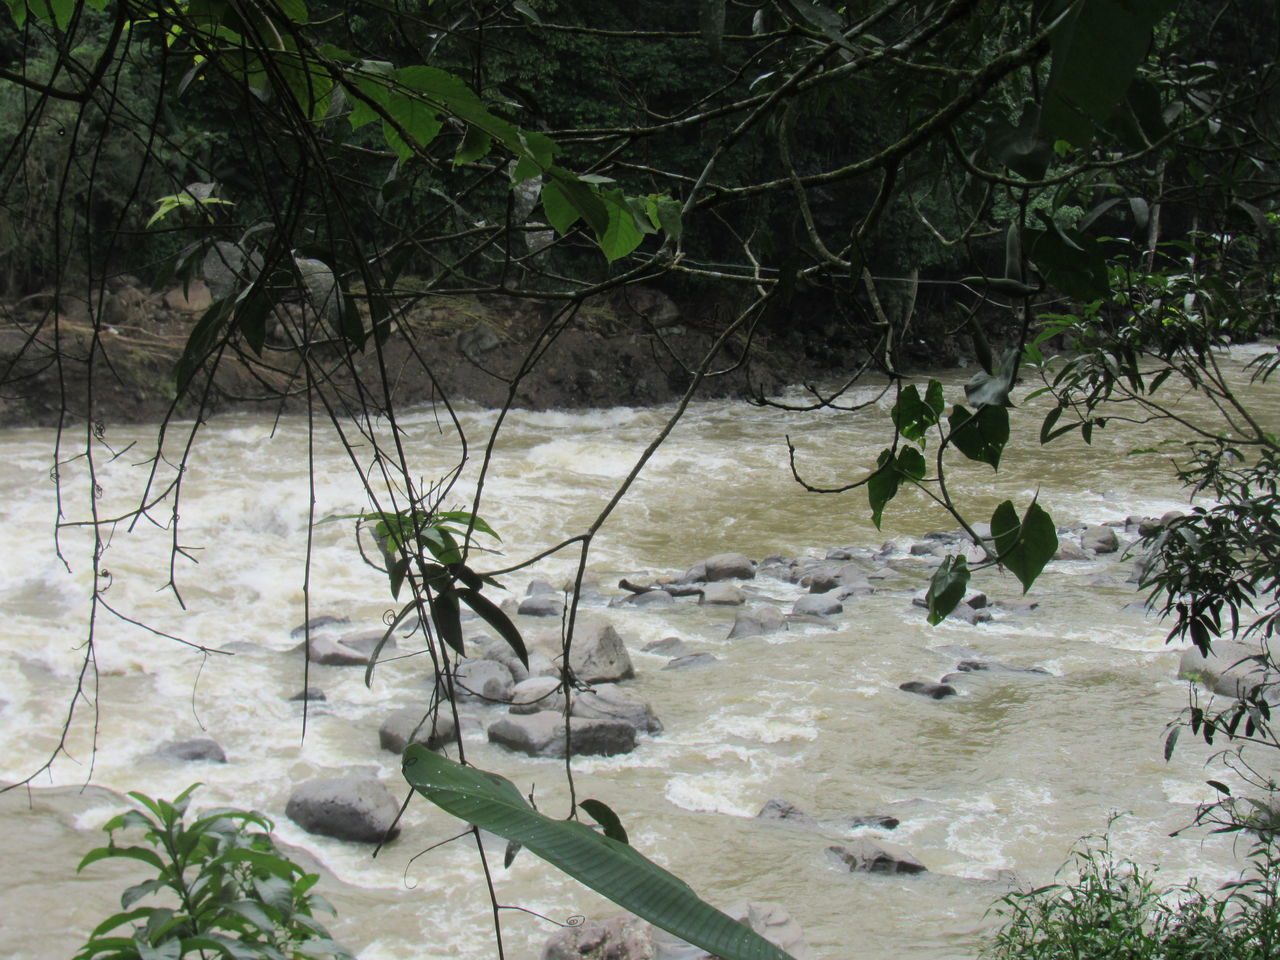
891, 385, 939, 444
454, 124, 492, 166
1039, 0, 1178, 147
991, 499, 1058, 592
430, 588, 465, 657
985, 104, 1052, 180
579, 798, 629, 845
867, 449, 899, 529
175, 298, 235, 395
948, 404, 1009, 469
926, 556, 970, 625
79, 844, 167, 873
402, 748, 795, 960
599, 190, 645, 262
964, 348, 1020, 408
541, 181, 581, 235
457, 588, 528, 667
896, 446, 926, 481
1026, 223, 1108, 301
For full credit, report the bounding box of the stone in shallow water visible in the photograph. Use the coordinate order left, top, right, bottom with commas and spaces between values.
487, 712, 636, 758
285, 777, 400, 843
898, 680, 957, 700
827, 839, 927, 874
151, 738, 226, 763
378, 707, 457, 754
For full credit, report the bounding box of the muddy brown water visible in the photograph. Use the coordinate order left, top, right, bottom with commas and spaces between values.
2, 350, 1277, 959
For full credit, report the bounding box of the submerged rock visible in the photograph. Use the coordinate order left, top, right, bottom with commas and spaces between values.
899, 681, 957, 700
756, 798, 817, 826
151, 738, 226, 763
378, 707, 458, 754
827, 839, 927, 874
727, 605, 785, 639
662, 653, 719, 670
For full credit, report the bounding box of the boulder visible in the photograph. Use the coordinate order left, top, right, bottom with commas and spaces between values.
699, 583, 746, 605
899, 681, 957, 700
446, 658, 515, 702
954, 659, 1051, 677
727, 605, 785, 639
519, 596, 565, 618
333, 629, 395, 657
289, 614, 349, 638
285, 778, 401, 843
827, 839, 927, 874
527, 579, 558, 596
152, 738, 226, 763
649, 902, 813, 960
488, 712, 636, 758
699, 553, 755, 582
541, 915, 653, 960
643, 636, 690, 657
845, 814, 900, 831
289, 687, 326, 702
572, 685, 663, 734
792, 595, 842, 617
163, 279, 213, 312
802, 563, 874, 596
379, 707, 458, 754
614, 589, 675, 608
1081, 524, 1120, 554
1179, 641, 1279, 702
947, 602, 993, 625
567, 618, 635, 683
663, 653, 719, 670
509, 676, 566, 714
296, 635, 369, 667
1053, 539, 1090, 561
756, 798, 816, 826
543, 903, 812, 960
475, 638, 531, 683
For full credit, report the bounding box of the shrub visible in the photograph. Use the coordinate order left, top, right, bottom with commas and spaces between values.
74, 785, 353, 960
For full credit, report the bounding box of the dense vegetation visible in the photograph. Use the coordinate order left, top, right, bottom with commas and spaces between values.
2, 1, 1279, 958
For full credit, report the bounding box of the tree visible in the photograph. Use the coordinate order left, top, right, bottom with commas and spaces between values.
1, 1, 1277, 958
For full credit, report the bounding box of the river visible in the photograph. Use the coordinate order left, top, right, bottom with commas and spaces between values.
1, 351, 1276, 960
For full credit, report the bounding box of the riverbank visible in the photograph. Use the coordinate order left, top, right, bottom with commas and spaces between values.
0, 282, 972, 428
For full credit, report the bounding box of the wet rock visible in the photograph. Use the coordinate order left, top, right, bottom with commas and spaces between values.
909, 542, 941, 557
519, 595, 565, 617
801, 563, 873, 596
527, 579, 557, 596
899, 681, 957, 700
845, 814, 900, 831
487, 712, 636, 758
152, 738, 226, 763
699, 583, 745, 605
727, 605, 785, 639
566, 617, 635, 683
446, 658, 515, 702
379, 707, 458, 754
509, 676, 566, 714
827, 840, 927, 874
289, 615, 349, 638
663, 653, 719, 670
285, 777, 400, 843
642, 636, 690, 657
1053, 539, 1090, 561
614, 589, 675, 608
335, 629, 396, 657
792, 595, 843, 617
1179, 641, 1280, 703
955, 659, 1050, 677
649, 901, 814, 960
474, 637, 532, 683
289, 687, 326, 702
1081, 524, 1119, 554
703, 552, 756, 582
295, 635, 369, 667
541, 914, 652, 960
572, 685, 663, 734
948, 602, 993, 625
756, 798, 816, 826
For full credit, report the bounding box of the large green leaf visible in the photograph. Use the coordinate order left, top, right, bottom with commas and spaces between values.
403, 748, 795, 960
991, 499, 1059, 592
926, 555, 970, 625
1039, 0, 1178, 148
948, 404, 1009, 469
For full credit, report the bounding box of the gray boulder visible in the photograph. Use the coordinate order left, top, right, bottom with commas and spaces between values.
567, 618, 635, 682
1081, 524, 1120, 554
474, 638, 531, 683
488, 712, 636, 758
756, 798, 816, 826
1179, 641, 1280, 703
296, 635, 369, 667
379, 707, 458, 754
663, 653, 719, 670
572, 685, 663, 734
899, 681, 957, 700
727, 605, 785, 639
703, 553, 756, 581
289, 687, 326, 702
289, 615, 349, 638
152, 738, 226, 763
643, 636, 690, 657
792, 595, 843, 617
519, 595, 565, 618
827, 839, 927, 874
334, 629, 396, 657
1053, 539, 1090, 561
285, 778, 401, 843
699, 583, 746, 605
445, 658, 515, 702
509, 676, 566, 715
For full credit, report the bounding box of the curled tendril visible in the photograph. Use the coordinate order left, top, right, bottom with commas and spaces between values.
93, 483, 104, 499
496, 905, 586, 928
48, 467, 59, 483
382, 608, 397, 626
93, 420, 106, 440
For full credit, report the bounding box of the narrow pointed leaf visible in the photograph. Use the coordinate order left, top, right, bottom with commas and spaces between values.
579, 798, 629, 845
458, 588, 528, 667
926, 556, 970, 625
403, 748, 794, 960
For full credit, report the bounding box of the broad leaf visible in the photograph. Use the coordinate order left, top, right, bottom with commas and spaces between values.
926, 556, 970, 625
403, 748, 795, 960
892, 384, 940, 444
579, 798, 629, 845
867, 449, 899, 529
948, 404, 1009, 469
991, 499, 1058, 592
964, 347, 1020, 408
